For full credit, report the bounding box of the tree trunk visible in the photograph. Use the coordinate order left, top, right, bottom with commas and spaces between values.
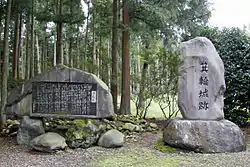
107, 39, 111, 88
46, 38, 49, 71
92, 10, 96, 74
0, 17, 2, 41
56, 0, 63, 65
137, 62, 148, 110
69, 37, 73, 67
117, 0, 121, 96
83, 1, 90, 70
111, 0, 119, 114
99, 36, 103, 80
68, 0, 73, 68
1, 0, 12, 129
137, 42, 149, 111
22, 33, 26, 79
56, 23, 63, 64
120, 0, 131, 115
96, 48, 99, 77
64, 42, 69, 65
76, 32, 80, 69
36, 32, 41, 74
25, 14, 30, 80
53, 36, 56, 66
41, 43, 44, 72
41, 24, 47, 72
30, 0, 35, 78
17, 14, 22, 79
43, 37, 48, 72
42, 41, 47, 72
12, 13, 21, 80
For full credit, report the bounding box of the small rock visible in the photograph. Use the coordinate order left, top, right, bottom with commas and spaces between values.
5, 129, 10, 134
98, 129, 125, 148
138, 119, 147, 124
30, 132, 67, 153
9, 131, 17, 137
104, 119, 110, 123
65, 148, 73, 153
126, 135, 132, 139
55, 150, 65, 154
146, 127, 153, 132
149, 123, 158, 129
13, 120, 20, 125
123, 123, 138, 132
17, 116, 45, 146
6, 119, 20, 125
134, 125, 142, 132
106, 124, 112, 130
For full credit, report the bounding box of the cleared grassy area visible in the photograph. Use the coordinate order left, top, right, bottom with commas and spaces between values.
94, 149, 191, 167
117, 96, 182, 118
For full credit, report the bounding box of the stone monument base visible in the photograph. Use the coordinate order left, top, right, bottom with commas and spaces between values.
163, 118, 246, 153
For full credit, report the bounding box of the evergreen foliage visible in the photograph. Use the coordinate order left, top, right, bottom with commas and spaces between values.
193, 27, 250, 126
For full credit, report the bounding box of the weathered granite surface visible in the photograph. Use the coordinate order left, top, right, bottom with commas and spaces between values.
178, 37, 226, 120
98, 129, 125, 148
17, 116, 45, 145
30, 132, 67, 152
163, 118, 246, 153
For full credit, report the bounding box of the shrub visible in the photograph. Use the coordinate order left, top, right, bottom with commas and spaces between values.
196, 27, 250, 126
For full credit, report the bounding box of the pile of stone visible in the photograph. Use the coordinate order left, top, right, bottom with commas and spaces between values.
15, 115, 158, 153
44, 115, 158, 135
105, 115, 158, 134
163, 37, 246, 153
16, 116, 123, 152
0, 119, 20, 136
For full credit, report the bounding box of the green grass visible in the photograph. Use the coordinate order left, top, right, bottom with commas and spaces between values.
117, 96, 182, 118
94, 149, 191, 167
154, 138, 177, 153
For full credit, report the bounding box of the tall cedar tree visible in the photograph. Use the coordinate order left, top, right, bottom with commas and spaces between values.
1, 0, 12, 129
111, 0, 119, 114
120, 0, 131, 115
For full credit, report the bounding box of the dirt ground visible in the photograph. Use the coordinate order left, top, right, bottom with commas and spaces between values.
0, 119, 249, 167
0, 130, 250, 167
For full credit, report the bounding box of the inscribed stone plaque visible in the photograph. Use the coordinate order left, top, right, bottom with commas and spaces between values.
32, 82, 97, 116
178, 37, 226, 120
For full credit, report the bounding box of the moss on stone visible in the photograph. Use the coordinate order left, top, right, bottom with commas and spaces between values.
94, 149, 190, 167
73, 119, 88, 126
54, 111, 66, 115
154, 138, 177, 153
66, 119, 87, 141
247, 144, 250, 150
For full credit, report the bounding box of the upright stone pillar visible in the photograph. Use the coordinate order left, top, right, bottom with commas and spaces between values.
163, 37, 246, 153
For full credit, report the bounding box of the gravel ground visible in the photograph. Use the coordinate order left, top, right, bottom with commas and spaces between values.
0, 132, 249, 167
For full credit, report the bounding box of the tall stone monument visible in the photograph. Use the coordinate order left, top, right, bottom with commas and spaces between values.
178, 37, 225, 120
163, 37, 246, 153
